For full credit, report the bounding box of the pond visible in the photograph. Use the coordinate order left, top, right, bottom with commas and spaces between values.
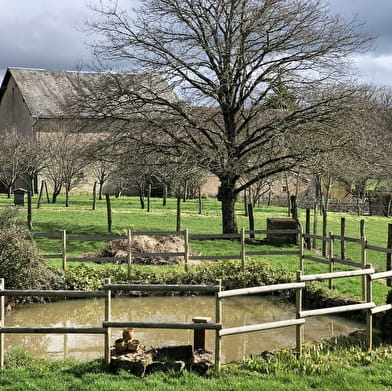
4, 295, 363, 363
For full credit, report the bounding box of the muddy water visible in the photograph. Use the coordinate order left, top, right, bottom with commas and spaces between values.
4, 296, 363, 363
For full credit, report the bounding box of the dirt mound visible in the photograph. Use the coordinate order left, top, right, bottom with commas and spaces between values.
100, 235, 191, 265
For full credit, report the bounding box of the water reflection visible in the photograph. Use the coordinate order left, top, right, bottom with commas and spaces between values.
4, 296, 363, 363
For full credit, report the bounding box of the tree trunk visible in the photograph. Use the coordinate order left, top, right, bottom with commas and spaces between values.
52, 191, 60, 204
219, 180, 238, 234
7, 187, 11, 199
65, 189, 70, 207
99, 181, 104, 200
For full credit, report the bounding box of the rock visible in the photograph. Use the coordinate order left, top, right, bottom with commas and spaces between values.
156, 345, 194, 368
145, 360, 185, 375
191, 348, 213, 376
110, 349, 154, 376
110, 344, 212, 377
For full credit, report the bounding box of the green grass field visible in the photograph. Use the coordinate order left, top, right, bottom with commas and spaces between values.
1, 193, 391, 304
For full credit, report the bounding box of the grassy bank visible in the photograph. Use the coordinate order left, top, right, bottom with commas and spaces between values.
1, 338, 392, 391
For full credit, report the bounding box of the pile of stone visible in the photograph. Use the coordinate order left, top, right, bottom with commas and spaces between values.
109, 328, 213, 377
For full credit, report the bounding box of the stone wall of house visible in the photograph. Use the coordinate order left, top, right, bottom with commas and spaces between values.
0, 76, 34, 137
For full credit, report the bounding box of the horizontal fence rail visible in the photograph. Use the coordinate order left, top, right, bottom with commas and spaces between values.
102, 321, 222, 330
218, 282, 305, 299
219, 319, 305, 337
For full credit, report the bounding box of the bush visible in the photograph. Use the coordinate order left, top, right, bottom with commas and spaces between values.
0, 207, 64, 302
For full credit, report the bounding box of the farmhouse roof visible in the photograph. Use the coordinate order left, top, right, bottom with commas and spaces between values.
0, 67, 177, 119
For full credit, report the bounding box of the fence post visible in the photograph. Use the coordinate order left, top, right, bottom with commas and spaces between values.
106, 194, 112, 233
312, 204, 318, 250
27, 191, 33, 231
299, 226, 304, 272
92, 182, 97, 211
386, 224, 392, 287
192, 317, 212, 350
305, 209, 311, 250
366, 264, 373, 351
215, 279, 222, 372
290, 195, 298, 220
104, 278, 111, 366
0, 278, 4, 368
360, 219, 366, 239
62, 230, 67, 271
296, 270, 303, 358
328, 232, 334, 290
340, 217, 346, 261
176, 196, 181, 231
184, 228, 189, 272
322, 211, 327, 258
127, 229, 132, 279
361, 236, 367, 301
240, 228, 246, 271
147, 183, 151, 212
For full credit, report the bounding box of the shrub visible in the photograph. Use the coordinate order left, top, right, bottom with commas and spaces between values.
0, 207, 63, 302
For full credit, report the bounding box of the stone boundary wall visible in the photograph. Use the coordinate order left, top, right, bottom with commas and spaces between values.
266, 198, 370, 215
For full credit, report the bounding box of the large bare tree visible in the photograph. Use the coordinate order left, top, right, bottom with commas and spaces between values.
87, 0, 370, 233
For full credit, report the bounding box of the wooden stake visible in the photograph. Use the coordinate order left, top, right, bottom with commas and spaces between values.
104, 278, 111, 366
92, 182, 97, 211
106, 194, 112, 233
240, 227, 246, 271
312, 203, 318, 250
27, 191, 33, 231
305, 209, 311, 250
127, 229, 132, 278
184, 228, 189, 272
340, 217, 346, 261
215, 279, 222, 372
366, 265, 373, 351
62, 230, 67, 271
0, 278, 4, 368
322, 211, 327, 257
147, 183, 151, 212
296, 270, 303, 358
387, 224, 392, 287
328, 232, 334, 290
176, 196, 181, 231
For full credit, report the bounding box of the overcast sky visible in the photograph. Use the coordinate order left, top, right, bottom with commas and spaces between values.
1, 0, 392, 86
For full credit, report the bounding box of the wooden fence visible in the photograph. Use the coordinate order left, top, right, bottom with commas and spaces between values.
1, 267, 392, 370
33, 228, 301, 276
